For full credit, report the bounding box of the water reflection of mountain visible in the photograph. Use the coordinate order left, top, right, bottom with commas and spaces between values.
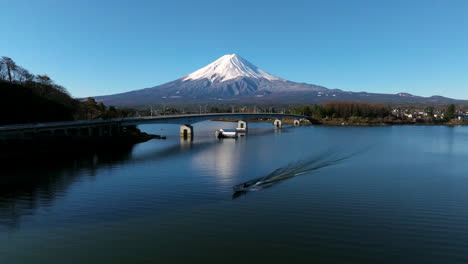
0, 147, 134, 231
191, 138, 245, 187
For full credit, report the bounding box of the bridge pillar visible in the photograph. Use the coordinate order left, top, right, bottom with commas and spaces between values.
237, 120, 248, 132
294, 119, 300, 126
180, 125, 193, 139
274, 119, 282, 128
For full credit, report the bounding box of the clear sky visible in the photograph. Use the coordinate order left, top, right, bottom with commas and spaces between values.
1, 0, 467, 99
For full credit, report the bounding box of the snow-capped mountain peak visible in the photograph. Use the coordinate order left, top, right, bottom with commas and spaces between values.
182, 54, 283, 82
94, 54, 467, 107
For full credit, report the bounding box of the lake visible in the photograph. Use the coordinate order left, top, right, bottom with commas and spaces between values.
1, 122, 468, 263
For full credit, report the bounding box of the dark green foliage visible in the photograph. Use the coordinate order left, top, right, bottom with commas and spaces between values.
291, 105, 312, 116
311, 104, 322, 116
425, 106, 434, 117
77, 97, 100, 119
292, 102, 390, 119
321, 102, 390, 118
444, 104, 455, 120
74, 97, 134, 120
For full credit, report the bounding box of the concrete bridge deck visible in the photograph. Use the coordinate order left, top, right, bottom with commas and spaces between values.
0, 113, 310, 139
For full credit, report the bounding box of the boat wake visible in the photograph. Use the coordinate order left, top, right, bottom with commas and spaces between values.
232, 150, 363, 199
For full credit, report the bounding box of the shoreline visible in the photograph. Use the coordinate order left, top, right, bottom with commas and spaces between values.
0, 127, 165, 159
213, 117, 468, 127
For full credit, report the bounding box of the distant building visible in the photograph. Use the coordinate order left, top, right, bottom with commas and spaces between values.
456, 114, 468, 120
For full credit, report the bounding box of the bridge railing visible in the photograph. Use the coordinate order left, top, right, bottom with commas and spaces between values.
0, 113, 311, 132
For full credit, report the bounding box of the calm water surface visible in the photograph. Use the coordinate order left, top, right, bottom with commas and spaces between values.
1, 122, 468, 263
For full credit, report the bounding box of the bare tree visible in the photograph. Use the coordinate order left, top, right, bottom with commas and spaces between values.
16, 66, 34, 83
36, 74, 53, 85
1, 56, 17, 83
0, 61, 4, 81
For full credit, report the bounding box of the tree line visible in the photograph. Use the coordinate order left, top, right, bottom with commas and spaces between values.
292, 102, 391, 119
0, 56, 133, 125
290, 101, 463, 123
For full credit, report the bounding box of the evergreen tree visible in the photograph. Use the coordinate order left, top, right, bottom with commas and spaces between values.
445, 104, 456, 121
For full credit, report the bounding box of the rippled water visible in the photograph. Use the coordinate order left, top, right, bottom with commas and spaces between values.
1, 122, 468, 263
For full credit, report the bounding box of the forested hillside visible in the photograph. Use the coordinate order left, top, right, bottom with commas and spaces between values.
0, 56, 133, 125
0, 81, 77, 125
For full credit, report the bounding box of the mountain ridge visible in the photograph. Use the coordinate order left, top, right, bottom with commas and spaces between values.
93, 54, 468, 107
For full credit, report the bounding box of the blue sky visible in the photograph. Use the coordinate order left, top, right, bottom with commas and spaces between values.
1, 0, 467, 99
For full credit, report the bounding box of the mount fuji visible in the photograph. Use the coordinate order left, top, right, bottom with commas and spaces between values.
94, 54, 467, 107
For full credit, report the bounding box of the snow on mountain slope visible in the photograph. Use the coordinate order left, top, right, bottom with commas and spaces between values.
93, 54, 468, 107
182, 54, 283, 82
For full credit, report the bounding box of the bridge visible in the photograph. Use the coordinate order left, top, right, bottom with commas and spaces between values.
0, 113, 310, 140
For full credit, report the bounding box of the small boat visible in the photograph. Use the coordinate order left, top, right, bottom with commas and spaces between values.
215, 129, 238, 138
233, 179, 263, 192
232, 153, 359, 196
